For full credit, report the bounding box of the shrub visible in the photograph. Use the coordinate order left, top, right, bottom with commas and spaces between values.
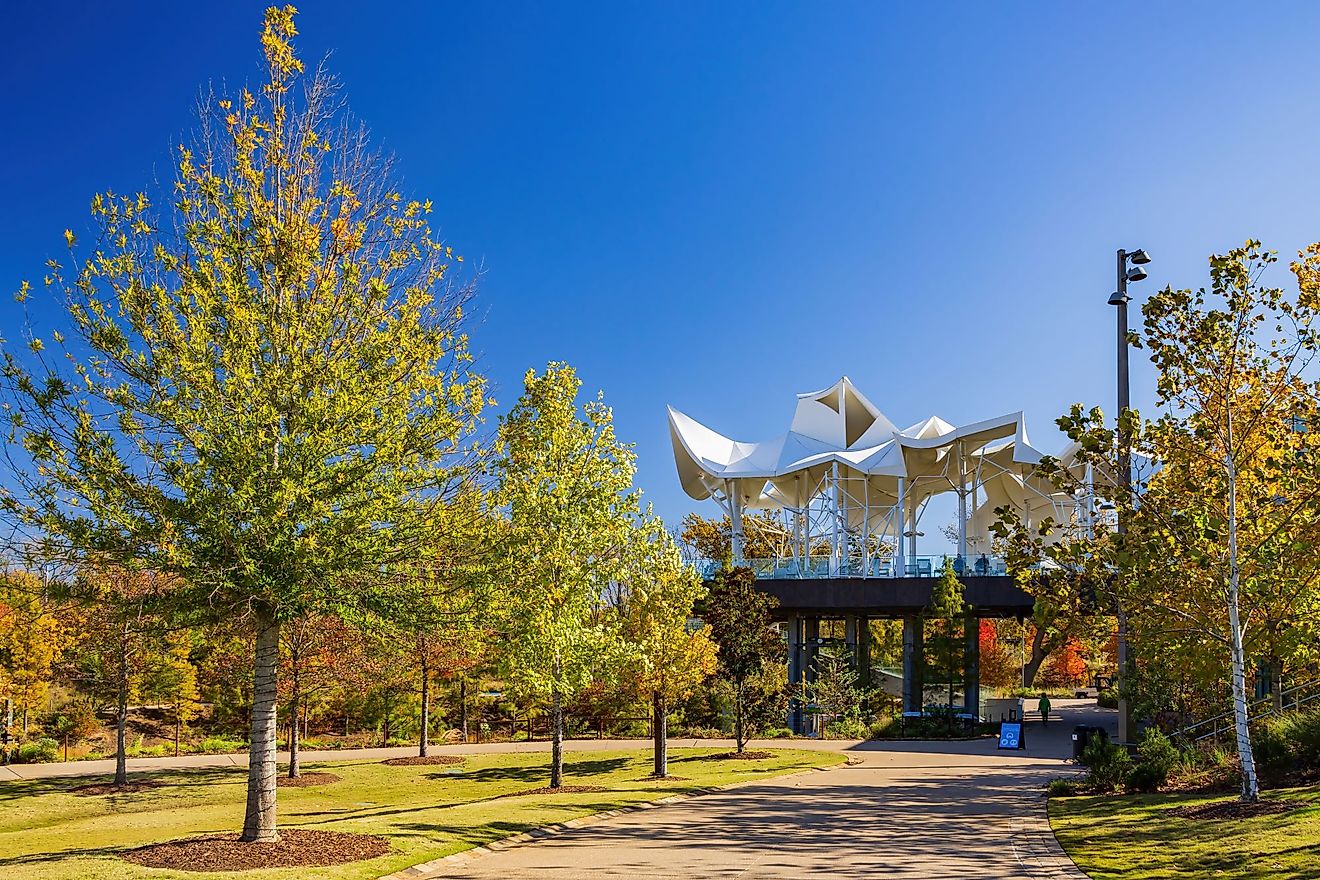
1081, 736, 1131, 792
16, 738, 60, 764
824, 718, 869, 740
1096, 690, 1119, 709
199, 735, 246, 754
760, 727, 795, 739
1126, 729, 1179, 793
1046, 777, 1081, 797
1254, 706, 1320, 785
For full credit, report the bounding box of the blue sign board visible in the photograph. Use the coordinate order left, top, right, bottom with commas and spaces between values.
998, 721, 1024, 750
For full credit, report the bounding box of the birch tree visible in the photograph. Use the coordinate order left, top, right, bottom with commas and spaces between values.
0, 7, 485, 839
1004, 242, 1320, 802
493, 363, 637, 789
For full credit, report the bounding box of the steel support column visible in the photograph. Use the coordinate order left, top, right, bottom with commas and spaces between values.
902, 616, 924, 715
963, 612, 981, 720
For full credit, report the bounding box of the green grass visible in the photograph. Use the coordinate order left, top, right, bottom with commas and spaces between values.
0, 747, 840, 880
1050, 784, 1320, 879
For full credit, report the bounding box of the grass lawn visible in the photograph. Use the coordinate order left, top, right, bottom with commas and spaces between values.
1, 747, 841, 880
1050, 784, 1320, 879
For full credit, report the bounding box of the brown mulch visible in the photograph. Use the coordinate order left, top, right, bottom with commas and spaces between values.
500, 785, 607, 798
698, 750, 775, 761
381, 755, 466, 767
635, 774, 691, 781
122, 829, 390, 871
276, 772, 341, 788
70, 780, 162, 797
1167, 799, 1307, 820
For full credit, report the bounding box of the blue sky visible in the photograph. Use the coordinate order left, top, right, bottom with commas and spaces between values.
4, 2, 1320, 537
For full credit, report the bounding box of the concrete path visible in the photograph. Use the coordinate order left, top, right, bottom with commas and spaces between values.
429, 700, 1108, 880
0, 735, 850, 782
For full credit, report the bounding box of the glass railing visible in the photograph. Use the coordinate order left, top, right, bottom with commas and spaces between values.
698, 554, 1009, 580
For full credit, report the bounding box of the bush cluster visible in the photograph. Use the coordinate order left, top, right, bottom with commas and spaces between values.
1254, 706, 1320, 785
14, 738, 59, 764
1079, 728, 1181, 794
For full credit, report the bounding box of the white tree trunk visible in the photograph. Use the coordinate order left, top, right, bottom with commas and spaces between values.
1226, 449, 1260, 802
242, 610, 281, 841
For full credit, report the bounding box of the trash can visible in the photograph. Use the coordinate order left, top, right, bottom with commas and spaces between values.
1072, 725, 1109, 761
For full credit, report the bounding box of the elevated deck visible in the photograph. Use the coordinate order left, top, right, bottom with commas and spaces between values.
754, 574, 1033, 618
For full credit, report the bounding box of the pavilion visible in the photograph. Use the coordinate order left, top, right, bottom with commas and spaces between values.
668, 377, 1095, 730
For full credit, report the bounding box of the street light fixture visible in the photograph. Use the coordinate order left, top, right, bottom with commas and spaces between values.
1107, 246, 1150, 746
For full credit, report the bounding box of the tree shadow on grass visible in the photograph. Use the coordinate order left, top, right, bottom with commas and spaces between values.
0, 767, 247, 803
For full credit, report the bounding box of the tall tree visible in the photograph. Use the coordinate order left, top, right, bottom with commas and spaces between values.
140, 627, 200, 758
703, 565, 781, 753
72, 564, 178, 786
1004, 241, 1320, 802
0, 8, 485, 839
617, 517, 717, 777
0, 571, 67, 736
927, 560, 969, 722
493, 362, 638, 789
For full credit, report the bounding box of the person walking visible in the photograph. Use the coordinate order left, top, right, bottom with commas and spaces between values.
1038, 694, 1051, 727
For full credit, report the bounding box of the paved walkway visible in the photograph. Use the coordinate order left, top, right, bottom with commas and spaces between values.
2, 699, 1106, 879
0, 736, 851, 782
428, 701, 1107, 880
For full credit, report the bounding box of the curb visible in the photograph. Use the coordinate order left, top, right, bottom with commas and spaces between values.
376, 761, 844, 880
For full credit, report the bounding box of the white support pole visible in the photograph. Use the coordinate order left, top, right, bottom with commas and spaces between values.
830, 461, 841, 576
727, 480, 745, 565
862, 477, 871, 578
957, 441, 968, 563
895, 477, 906, 578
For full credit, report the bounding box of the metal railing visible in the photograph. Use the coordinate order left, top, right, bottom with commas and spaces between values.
698, 554, 1009, 580
1175, 677, 1320, 744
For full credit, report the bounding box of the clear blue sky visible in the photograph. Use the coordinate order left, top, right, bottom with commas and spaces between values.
4, 2, 1320, 535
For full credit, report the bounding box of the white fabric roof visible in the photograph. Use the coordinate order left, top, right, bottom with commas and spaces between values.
668, 376, 1050, 510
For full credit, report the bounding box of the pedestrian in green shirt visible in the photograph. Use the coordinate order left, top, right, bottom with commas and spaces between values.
1038, 694, 1051, 726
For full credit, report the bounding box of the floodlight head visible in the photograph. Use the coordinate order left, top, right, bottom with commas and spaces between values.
1108, 291, 1128, 306
1127, 266, 1148, 282
1128, 249, 1152, 265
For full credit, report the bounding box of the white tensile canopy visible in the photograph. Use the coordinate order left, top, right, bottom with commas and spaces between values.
668, 377, 1092, 577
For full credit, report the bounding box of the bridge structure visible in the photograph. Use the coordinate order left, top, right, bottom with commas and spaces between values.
669, 377, 1099, 731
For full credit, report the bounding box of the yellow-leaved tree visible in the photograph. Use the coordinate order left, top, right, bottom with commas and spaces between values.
0, 7, 486, 840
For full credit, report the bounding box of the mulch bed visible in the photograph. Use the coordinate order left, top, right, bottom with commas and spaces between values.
1167, 799, 1306, 820
276, 772, 341, 788
381, 755, 466, 767
500, 785, 607, 798
122, 829, 390, 871
70, 780, 162, 797
697, 750, 775, 761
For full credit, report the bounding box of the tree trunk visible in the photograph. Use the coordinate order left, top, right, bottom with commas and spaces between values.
175, 711, 181, 758
288, 652, 301, 779
419, 655, 430, 758
1270, 657, 1284, 714
652, 692, 667, 778
242, 610, 280, 842
1022, 627, 1048, 688
1225, 450, 1259, 802
735, 680, 746, 753
550, 687, 564, 789
63, 734, 69, 762
459, 677, 468, 743
115, 623, 129, 787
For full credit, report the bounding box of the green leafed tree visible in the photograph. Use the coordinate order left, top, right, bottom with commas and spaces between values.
927, 560, 969, 722
0, 7, 485, 839
703, 565, 781, 752
493, 362, 638, 788
617, 516, 717, 777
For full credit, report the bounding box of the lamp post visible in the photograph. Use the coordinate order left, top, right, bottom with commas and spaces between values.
1107, 247, 1150, 745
